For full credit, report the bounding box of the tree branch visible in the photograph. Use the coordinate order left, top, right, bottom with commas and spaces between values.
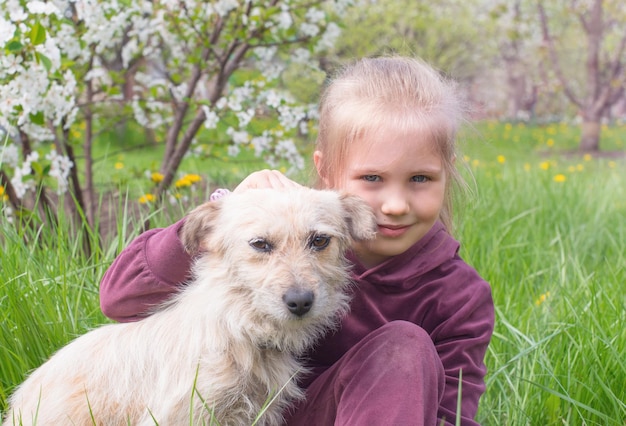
537, 2, 582, 108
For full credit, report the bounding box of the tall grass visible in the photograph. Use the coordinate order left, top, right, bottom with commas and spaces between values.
1, 121, 624, 423
460, 122, 625, 424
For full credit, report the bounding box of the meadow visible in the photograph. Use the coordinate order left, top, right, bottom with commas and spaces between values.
1, 121, 625, 424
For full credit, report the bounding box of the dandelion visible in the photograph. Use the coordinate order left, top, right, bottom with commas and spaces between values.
576, 164, 584, 171
523, 163, 531, 172
175, 177, 191, 188
0, 185, 7, 202
497, 155, 506, 164
175, 173, 201, 188
540, 161, 550, 170
535, 291, 551, 307
546, 138, 554, 147
472, 159, 480, 168
114, 162, 124, 170
553, 174, 566, 183
186, 174, 202, 183
139, 193, 155, 203
583, 153, 592, 162
608, 161, 616, 168
150, 172, 164, 183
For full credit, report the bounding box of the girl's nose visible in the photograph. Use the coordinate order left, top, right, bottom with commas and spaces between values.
380, 190, 410, 216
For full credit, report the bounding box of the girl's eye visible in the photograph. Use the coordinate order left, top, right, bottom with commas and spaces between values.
249, 238, 273, 252
309, 235, 331, 251
362, 175, 381, 182
411, 175, 429, 183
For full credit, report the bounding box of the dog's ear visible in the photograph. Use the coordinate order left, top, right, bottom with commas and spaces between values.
338, 194, 377, 241
180, 201, 222, 254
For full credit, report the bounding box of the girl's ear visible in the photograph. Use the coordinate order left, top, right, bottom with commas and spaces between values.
313, 150, 330, 187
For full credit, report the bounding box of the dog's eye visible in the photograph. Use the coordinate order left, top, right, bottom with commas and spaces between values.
309, 235, 331, 251
249, 238, 273, 252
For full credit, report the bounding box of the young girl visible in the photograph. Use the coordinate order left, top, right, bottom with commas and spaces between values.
100, 56, 494, 425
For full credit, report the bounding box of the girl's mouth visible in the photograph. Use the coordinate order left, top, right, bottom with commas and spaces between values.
377, 224, 411, 238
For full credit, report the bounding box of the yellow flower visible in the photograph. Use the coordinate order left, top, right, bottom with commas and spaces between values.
576, 164, 584, 171
553, 174, 566, 183
175, 177, 191, 188
186, 173, 202, 183
0, 185, 7, 202
608, 161, 616, 168
540, 161, 550, 170
175, 173, 202, 188
497, 155, 506, 164
583, 153, 592, 162
535, 291, 551, 307
151, 172, 164, 183
139, 193, 155, 204
546, 138, 554, 147
114, 162, 124, 170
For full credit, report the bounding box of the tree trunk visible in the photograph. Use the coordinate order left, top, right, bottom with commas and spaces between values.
579, 119, 601, 152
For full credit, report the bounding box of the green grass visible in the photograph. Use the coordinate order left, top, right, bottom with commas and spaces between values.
459, 121, 625, 424
1, 121, 625, 424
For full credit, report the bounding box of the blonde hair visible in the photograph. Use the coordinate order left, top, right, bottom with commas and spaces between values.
314, 56, 467, 232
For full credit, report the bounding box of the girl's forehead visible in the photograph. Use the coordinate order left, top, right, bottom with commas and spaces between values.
350, 126, 440, 160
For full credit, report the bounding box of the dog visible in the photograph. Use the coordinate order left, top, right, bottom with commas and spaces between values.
3, 188, 376, 426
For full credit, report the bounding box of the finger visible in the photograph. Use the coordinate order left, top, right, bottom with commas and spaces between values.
234, 170, 301, 193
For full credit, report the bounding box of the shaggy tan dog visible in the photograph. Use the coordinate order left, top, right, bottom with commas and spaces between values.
3, 188, 376, 426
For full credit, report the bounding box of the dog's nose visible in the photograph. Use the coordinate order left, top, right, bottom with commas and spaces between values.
283, 288, 314, 317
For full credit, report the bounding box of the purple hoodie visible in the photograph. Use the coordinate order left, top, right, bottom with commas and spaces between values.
100, 220, 494, 425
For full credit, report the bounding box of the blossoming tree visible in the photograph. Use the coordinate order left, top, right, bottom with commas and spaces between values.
0, 0, 350, 229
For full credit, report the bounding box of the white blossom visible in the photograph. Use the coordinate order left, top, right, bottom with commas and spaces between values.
0, 144, 19, 168
276, 9, 293, 30
211, 0, 239, 17
236, 108, 255, 127
299, 22, 320, 38
26, 1, 60, 16
226, 127, 250, 145
305, 8, 325, 24
0, 18, 16, 45
291, 48, 311, 64
278, 105, 306, 130
264, 90, 283, 109
202, 105, 220, 129
0, 54, 23, 76
46, 151, 73, 194
6, 0, 27, 21
316, 22, 341, 51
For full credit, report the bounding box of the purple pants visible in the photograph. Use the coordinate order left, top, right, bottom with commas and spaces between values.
285, 321, 445, 426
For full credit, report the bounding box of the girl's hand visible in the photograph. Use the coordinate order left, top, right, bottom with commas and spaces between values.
234, 169, 302, 193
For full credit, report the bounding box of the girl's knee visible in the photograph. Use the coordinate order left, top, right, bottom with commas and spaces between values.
358, 321, 442, 377
377, 320, 437, 357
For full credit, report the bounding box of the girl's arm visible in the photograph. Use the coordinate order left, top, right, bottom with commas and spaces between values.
99, 220, 192, 322
434, 272, 494, 425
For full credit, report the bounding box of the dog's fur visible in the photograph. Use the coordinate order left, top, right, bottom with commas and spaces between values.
3, 188, 376, 426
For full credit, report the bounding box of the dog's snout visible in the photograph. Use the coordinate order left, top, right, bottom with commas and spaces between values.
283, 288, 314, 317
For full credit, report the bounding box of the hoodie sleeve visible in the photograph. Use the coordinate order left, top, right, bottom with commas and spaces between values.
431, 264, 494, 426
99, 220, 193, 322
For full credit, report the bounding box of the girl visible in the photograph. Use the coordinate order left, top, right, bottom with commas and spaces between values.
100, 56, 494, 425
